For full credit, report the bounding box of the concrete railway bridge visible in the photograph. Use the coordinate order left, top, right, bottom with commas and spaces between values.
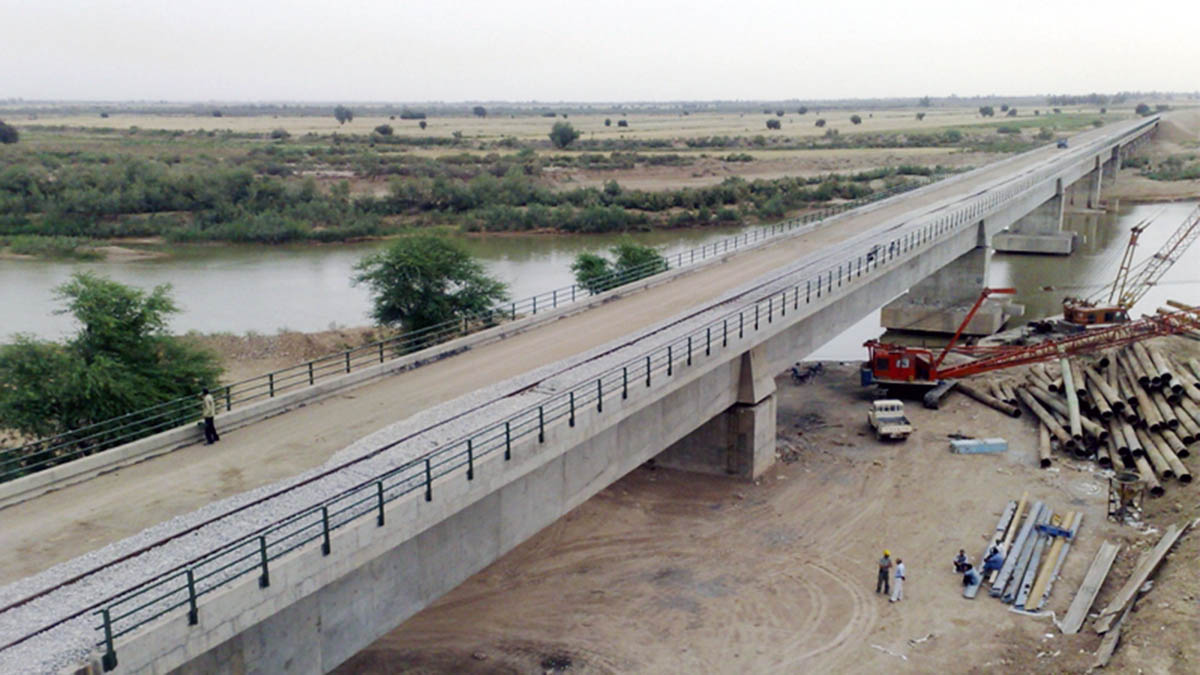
0, 117, 1158, 674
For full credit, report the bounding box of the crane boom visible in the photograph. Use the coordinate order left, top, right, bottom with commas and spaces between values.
1115, 203, 1200, 308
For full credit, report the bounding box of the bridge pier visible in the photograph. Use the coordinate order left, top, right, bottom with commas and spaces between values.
655, 345, 777, 479
880, 243, 1015, 336
992, 178, 1076, 255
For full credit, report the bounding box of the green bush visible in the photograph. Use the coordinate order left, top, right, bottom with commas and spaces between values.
549, 121, 580, 149
0, 120, 17, 144
766, 119, 781, 130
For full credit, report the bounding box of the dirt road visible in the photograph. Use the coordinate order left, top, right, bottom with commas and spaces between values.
338, 359, 1200, 674
0, 124, 1133, 586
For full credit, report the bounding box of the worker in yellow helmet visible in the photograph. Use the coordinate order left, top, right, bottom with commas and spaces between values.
876, 549, 893, 595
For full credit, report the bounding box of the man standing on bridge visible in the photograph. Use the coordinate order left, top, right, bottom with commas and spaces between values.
201, 388, 220, 445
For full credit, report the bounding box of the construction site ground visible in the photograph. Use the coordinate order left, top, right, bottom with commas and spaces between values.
338, 348, 1200, 674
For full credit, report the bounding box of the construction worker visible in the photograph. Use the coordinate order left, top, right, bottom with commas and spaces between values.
962, 566, 981, 588
982, 547, 1005, 575
953, 549, 970, 574
875, 550, 892, 595
201, 388, 220, 445
890, 559, 906, 603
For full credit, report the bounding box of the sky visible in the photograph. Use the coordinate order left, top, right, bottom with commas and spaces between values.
2, 0, 1198, 102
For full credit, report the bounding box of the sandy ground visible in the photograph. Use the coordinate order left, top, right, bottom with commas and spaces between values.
337, 351, 1200, 675
1107, 110, 1200, 203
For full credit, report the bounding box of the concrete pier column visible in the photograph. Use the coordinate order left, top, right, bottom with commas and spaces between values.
880, 245, 1018, 335
992, 178, 1076, 255
655, 346, 777, 479
1102, 147, 1119, 183
1086, 157, 1103, 209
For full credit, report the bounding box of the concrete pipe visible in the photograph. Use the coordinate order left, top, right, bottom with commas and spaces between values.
1017, 388, 1076, 453
1135, 427, 1174, 480
1151, 392, 1179, 430
1128, 372, 1164, 431
1107, 418, 1129, 454
1147, 346, 1174, 383
1133, 455, 1164, 496
1174, 404, 1200, 445
1026, 384, 1106, 442
1161, 428, 1190, 459
958, 381, 1021, 418
1180, 397, 1200, 426
1085, 365, 1125, 413
1060, 358, 1084, 441
1131, 343, 1162, 389
1069, 359, 1089, 399
1086, 377, 1114, 421
1038, 423, 1052, 468
1122, 420, 1145, 458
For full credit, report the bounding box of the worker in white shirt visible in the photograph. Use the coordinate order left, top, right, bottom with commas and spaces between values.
890, 559, 906, 603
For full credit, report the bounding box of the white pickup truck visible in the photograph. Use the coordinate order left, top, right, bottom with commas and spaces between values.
868, 399, 913, 441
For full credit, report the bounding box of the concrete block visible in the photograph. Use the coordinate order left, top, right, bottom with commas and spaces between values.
951, 438, 1009, 454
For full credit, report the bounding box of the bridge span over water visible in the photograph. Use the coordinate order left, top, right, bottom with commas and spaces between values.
0, 117, 1157, 674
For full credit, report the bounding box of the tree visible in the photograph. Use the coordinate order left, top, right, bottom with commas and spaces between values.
211, 110, 223, 117
270, 128, 290, 139
978, 105, 995, 117
0, 273, 221, 440
776, 110, 785, 117
570, 242, 667, 295
849, 114, 862, 125
604, 118, 612, 127
617, 120, 628, 128
334, 105, 354, 125
1006, 108, 1018, 117
915, 112, 926, 121
1135, 103, 1152, 116
1100, 107, 1107, 114
472, 106, 487, 118
419, 120, 427, 130
374, 124, 394, 136
797, 106, 808, 115
766, 118, 781, 130
352, 236, 508, 334
1000, 104, 1010, 112
815, 119, 826, 127
549, 121, 580, 148
0, 120, 18, 144
918, 96, 932, 107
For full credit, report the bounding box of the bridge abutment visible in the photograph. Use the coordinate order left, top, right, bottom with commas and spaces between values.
655, 346, 777, 479
992, 178, 1076, 255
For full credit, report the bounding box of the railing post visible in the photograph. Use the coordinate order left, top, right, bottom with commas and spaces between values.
225, 386, 232, 412
723, 318, 728, 346
807, 280, 811, 302
376, 481, 385, 526
538, 407, 545, 442
768, 297, 773, 323
553, 289, 557, 308
596, 379, 603, 412
569, 393, 575, 427
646, 355, 652, 387
532, 296, 537, 314
308, 361, 314, 385
512, 302, 516, 320
424, 459, 433, 501
622, 366, 628, 399
321, 506, 331, 555
572, 285, 576, 303
755, 304, 760, 330
100, 609, 118, 671
345, 351, 351, 374
667, 345, 672, 376
379, 342, 385, 363
467, 439, 474, 480
268, 373, 275, 398
687, 336, 692, 365
186, 569, 199, 625
258, 536, 270, 587
706, 326, 711, 356
504, 421, 511, 460
739, 312, 744, 338
793, 286, 798, 310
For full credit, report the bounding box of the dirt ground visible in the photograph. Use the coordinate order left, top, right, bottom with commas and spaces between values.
1107, 110, 1200, 203
184, 326, 389, 385
336, 342, 1200, 675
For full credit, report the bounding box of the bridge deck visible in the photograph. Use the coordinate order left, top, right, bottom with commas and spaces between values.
0, 127, 1115, 587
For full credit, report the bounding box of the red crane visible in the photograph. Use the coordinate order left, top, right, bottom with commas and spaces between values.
863, 288, 1200, 387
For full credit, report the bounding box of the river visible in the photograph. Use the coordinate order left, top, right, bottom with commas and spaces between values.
0, 200, 1196, 361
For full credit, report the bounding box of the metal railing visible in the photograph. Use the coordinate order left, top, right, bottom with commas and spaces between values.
0, 182, 929, 485
85, 118, 1160, 669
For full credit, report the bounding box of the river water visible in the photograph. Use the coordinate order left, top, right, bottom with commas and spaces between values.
1, 200, 1196, 361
